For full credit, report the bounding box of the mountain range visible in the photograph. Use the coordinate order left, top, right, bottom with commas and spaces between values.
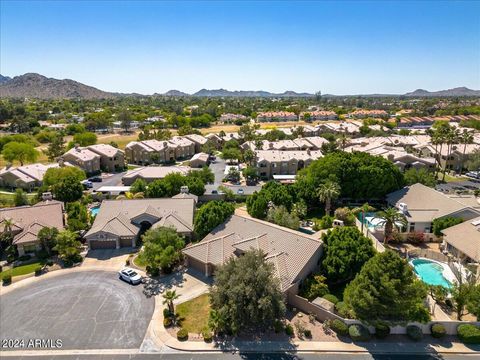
0, 73, 479, 99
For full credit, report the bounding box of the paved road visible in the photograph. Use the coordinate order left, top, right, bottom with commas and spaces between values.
91, 171, 127, 191
0, 353, 474, 359
0, 271, 154, 350
206, 158, 261, 195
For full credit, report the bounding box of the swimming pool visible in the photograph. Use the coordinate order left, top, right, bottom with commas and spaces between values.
89, 206, 100, 217
410, 258, 452, 288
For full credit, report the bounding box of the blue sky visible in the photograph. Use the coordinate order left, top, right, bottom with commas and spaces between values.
1, 1, 479, 94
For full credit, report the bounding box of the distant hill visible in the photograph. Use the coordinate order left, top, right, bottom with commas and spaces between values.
0, 75, 11, 85
163, 89, 189, 96
404, 87, 480, 97
0, 73, 116, 99
192, 88, 313, 97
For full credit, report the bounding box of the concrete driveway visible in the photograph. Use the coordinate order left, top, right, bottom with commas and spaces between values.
82, 248, 134, 271
0, 271, 154, 350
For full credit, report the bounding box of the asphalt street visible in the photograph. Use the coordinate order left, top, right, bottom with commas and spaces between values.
206, 158, 261, 195
91, 171, 127, 191
0, 271, 154, 350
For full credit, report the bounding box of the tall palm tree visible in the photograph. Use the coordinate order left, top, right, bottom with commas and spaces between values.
442, 128, 460, 180
352, 203, 375, 234
375, 207, 407, 244
460, 129, 474, 173
162, 290, 180, 315
317, 181, 341, 216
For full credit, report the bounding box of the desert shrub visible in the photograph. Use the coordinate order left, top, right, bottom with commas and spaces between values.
406, 325, 423, 341
406, 231, 425, 244
34, 266, 43, 276
335, 301, 351, 318
323, 294, 339, 305
274, 320, 284, 333
457, 324, 480, 344
2, 274, 12, 285
304, 329, 312, 338
375, 322, 390, 339
349, 324, 371, 341
202, 329, 213, 342
177, 328, 188, 341
430, 323, 446, 339
285, 324, 294, 336
294, 321, 306, 338
330, 319, 349, 336
163, 317, 172, 328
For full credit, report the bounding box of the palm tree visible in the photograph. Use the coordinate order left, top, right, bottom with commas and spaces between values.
0, 218, 15, 250
352, 203, 375, 234
162, 290, 180, 315
460, 129, 474, 173
375, 208, 407, 244
317, 181, 341, 216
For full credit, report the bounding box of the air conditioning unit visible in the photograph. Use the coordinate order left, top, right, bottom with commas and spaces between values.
398, 203, 408, 214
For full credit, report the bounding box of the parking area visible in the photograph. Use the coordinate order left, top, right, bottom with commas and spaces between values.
0, 271, 154, 350
436, 179, 480, 193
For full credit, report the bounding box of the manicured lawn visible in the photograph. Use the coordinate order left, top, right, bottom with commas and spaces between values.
133, 254, 146, 269
175, 294, 211, 333
437, 173, 467, 183
0, 261, 44, 280
0, 191, 37, 207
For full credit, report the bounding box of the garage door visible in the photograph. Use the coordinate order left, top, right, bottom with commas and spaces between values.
90, 240, 116, 250
187, 256, 206, 275
120, 238, 133, 248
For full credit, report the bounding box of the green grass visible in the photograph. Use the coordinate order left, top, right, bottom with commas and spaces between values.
0, 261, 44, 280
175, 294, 211, 333
437, 172, 467, 183
133, 254, 146, 269
0, 191, 37, 207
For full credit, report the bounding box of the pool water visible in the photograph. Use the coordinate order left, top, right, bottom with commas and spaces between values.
90, 206, 100, 217
410, 258, 452, 288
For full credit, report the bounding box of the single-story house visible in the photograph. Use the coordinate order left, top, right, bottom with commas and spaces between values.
85, 198, 195, 249
386, 183, 480, 235
121, 166, 191, 185
442, 217, 480, 263
0, 201, 65, 256
0, 163, 60, 191
182, 215, 323, 294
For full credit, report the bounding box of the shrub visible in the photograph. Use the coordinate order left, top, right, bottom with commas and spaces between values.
349, 324, 371, 342
330, 319, 349, 336
34, 266, 43, 276
146, 265, 160, 277
274, 320, 284, 333
177, 328, 188, 341
300, 274, 329, 301
18, 255, 30, 262
35, 249, 49, 260
335, 302, 351, 318
202, 329, 213, 343
0, 265, 2, 272
163, 317, 172, 328
163, 308, 171, 318
125, 259, 130, 266
323, 294, 339, 305
46, 260, 54, 267
285, 324, 294, 336
2, 275, 12, 285
430, 323, 446, 339
457, 324, 480, 344
375, 322, 390, 339
304, 329, 312, 338
406, 325, 423, 341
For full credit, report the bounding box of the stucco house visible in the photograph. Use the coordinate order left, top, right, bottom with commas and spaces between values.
121, 166, 191, 185
61, 146, 101, 174
182, 215, 323, 294
85, 198, 195, 250
0, 163, 60, 191
442, 217, 480, 264
87, 144, 125, 172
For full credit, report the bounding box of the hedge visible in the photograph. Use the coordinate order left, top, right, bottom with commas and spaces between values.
202, 329, 213, 343
335, 301, 351, 318
2, 274, 12, 286
177, 328, 188, 341
457, 324, 480, 344
285, 324, 294, 336
406, 325, 423, 341
34, 266, 43, 276
330, 319, 349, 336
349, 324, 371, 341
163, 317, 172, 328
430, 323, 446, 339
323, 294, 339, 305
375, 322, 390, 339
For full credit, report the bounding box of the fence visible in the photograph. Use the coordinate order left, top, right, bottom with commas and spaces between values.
355, 218, 385, 252
408, 248, 449, 263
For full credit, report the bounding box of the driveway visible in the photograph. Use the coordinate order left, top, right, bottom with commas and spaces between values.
82, 248, 134, 271
0, 271, 154, 350
206, 158, 262, 195
91, 171, 127, 191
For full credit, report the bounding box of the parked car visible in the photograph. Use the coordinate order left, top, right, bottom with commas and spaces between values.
466, 171, 480, 179
88, 176, 102, 182
81, 180, 93, 189
237, 188, 244, 195
211, 190, 218, 194
118, 268, 142, 285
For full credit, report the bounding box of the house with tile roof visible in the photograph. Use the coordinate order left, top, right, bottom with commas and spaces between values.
60, 146, 101, 174
85, 198, 195, 249
182, 215, 323, 295
87, 144, 125, 172
0, 163, 60, 191
0, 201, 65, 256
121, 166, 191, 185
253, 149, 323, 179
442, 216, 480, 264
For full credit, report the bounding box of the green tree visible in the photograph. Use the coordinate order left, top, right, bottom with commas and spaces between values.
432, 217, 463, 236
118, 110, 132, 132
243, 149, 255, 166
53, 176, 84, 203
221, 147, 242, 161
266, 205, 299, 230
317, 181, 341, 216
375, 208, 407, 244
13, 188, 28, 206
209, 249, 286, 334
292, 200, 307, 220
162, 290, 180, 315
72, 132, 97, 147
246, 191, 269, 219
467, 284, 480, 320
43, 166, 86, 186
344, 251, 430, 323
145, 179, 167, 198
37, 227, 59, 256
404, 168, 436, 187
140, 227, 185, 273
2, 141, 39, 165
299, 274, 329, 301
194, 201, 235, 238
466, 148, 480, 171
352, 203, 376, 234
44, 134, 66, 162
130, 178, 147, 194
321, 227, 375, 284
451, 279, 479, 320
188, 167, 214, 184
66, 201, 89, 231
53, 230, 82, 264
184, 176, 205, 196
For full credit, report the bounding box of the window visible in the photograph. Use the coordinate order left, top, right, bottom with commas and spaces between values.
409, 222, 415, 232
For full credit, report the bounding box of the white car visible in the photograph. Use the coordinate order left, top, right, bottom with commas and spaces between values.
119, 268, 142, 285
237, 188, 244, 195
